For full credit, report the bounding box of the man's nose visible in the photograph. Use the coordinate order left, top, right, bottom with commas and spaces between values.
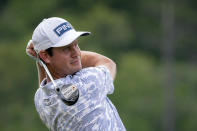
71, 46, 79, 57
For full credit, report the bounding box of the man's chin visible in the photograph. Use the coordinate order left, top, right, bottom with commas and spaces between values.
70, 66, 82, 75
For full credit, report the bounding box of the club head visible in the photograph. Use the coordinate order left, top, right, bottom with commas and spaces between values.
56, 84, 79, 106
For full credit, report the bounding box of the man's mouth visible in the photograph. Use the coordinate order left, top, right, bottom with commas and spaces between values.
71, 59, 80, 65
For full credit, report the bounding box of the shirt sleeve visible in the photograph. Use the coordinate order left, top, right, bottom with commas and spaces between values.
97, 66, 114, 94
79, 66, 114, 95
34, 89, 49, 128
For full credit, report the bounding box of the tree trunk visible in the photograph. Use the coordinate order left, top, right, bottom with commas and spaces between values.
161, 1, 176, 131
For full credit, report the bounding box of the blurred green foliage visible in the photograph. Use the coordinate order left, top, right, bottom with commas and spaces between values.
0, 0, 197, 131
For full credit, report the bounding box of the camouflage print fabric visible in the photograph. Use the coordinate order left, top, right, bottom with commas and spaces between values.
34, 66, 126, 131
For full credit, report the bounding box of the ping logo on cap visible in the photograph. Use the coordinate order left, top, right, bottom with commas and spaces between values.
54, 22, 73, 36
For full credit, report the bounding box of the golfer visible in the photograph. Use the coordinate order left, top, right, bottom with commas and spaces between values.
26, 17, 126, 131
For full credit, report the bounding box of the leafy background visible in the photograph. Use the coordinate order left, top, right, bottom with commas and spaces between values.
0, 0, 197, 131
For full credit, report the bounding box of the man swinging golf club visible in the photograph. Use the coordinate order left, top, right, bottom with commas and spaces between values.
26, 17, 126, 131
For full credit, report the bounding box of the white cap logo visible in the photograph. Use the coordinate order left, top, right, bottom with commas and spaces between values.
53, 22, 73, 36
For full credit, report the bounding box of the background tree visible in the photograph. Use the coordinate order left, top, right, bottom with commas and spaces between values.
0, 0, 197, 131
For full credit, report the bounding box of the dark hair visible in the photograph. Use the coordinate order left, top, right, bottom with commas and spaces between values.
46, 47, 53, 56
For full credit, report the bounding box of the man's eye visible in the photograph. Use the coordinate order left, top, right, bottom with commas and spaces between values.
75, 44, 79, 48
63, 47, 69, 51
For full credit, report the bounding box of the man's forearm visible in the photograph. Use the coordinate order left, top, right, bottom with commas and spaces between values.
81, 51, 116, 80
36, 62, 46, 87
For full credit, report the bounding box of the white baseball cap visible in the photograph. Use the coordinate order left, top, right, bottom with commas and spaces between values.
32, 17, 90, 53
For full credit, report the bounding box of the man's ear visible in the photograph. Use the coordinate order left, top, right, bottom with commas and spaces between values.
39, 50, 50, 64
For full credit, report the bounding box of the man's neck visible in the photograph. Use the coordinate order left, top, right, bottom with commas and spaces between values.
46, 65, 67, 83
46, 73, 65, 84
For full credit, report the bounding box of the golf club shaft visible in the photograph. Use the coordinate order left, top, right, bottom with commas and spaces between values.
39, 60, 57, 87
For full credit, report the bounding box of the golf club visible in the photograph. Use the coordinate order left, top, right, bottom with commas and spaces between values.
39, 59, 79, 106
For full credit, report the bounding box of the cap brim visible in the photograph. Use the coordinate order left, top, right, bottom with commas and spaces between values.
52, 31, 90, 48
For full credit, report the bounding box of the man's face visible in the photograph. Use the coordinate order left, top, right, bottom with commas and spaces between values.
46, 40, 82, 78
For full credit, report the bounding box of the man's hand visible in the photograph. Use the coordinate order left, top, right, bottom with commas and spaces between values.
26, 40, 37, 60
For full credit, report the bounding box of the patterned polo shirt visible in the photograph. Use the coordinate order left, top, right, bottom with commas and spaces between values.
34, 66, 126, 131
